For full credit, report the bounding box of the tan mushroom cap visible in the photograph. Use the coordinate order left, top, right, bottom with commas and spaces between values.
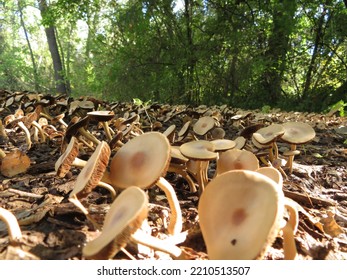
281, 122, 316, 144
193, 116, 215, 136
216, 148, 259, 175
170, 146, 189, 164
180, 140, 217, 161
83, 186, 148, 259
256, 166, 283, 187
253, 124, 285, 145
69, 141, 111, 199
198, 170, 284, 260
109, 132, 171, 189
210, 139, 236, 152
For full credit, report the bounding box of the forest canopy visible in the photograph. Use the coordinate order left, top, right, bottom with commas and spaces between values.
0, 0, 346, 112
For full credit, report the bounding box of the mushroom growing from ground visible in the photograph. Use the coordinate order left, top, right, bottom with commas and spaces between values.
0, 148, 31, 178
83, 186, 182, 260
198, 170, 285, 259
107, 131, 183, 236
252, 123, 285, 162
280, 121, 316, 174
179, 140, 218, 195
193, 116, 216, 139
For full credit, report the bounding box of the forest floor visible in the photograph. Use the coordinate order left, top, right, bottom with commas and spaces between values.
0, 96, 346, 260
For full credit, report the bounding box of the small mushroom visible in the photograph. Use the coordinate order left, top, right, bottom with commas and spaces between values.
87, 110, 115, 142
69, 140, 116, 200
193, 116, 216, 138
198, 170, 285, 259
179, 140, 218, 194
83, 187, 182, 259
280, 122, 316, 174
108, 131, 183, 235
252, 124, 285, 162
55, 136, 86, 177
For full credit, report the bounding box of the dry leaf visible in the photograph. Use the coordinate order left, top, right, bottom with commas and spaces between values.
0, 149, 31, 177
320, 211, 345, 237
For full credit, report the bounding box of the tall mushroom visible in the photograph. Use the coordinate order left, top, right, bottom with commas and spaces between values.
280, 122, 316, 174
107, 131, 183, 236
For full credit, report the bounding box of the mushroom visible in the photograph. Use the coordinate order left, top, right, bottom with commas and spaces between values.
65, 116, 101, 147
83, 186, 182, 259
252, 124, 285, 162
107, 131, 183, 235
167, 146, 197, 193
87, 110, 115, 142
69, 140, 116, 200
198, 169, 285, 259
280, 122, 316, 174
179, 140, 218, 194
55, 136, 86, 177
193, 116, 216, 138
215, 148, 259, 176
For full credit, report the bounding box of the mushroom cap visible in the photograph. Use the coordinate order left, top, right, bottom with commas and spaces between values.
55, 136, 79, 177
87, 110, 115, 122
180, 140, 217, 161
198, 170, 284, 260
233, 136, 247, 150
109, 132, 171, 189
281, 122, 316, 144
170, 146, 189, 164
0, 149, 31, 178
83, 186, 148, 258
252, 124, 285, 145
69, 141, 111, 198
193, 116, 215, 136
210, 139, 236, 152
216, 148, 259, 175
256, 167, 283, 187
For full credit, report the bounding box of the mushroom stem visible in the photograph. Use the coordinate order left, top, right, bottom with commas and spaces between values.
0, 120, 8, 138
68, 195, 101, 231
101, 121, 114, 142
281, 221, 297, 260
285, 144, 297, 174
130, 229, 183, 259
79, 127, 101, 146
168, 164, 197, 193
156, 177, 183, 235
17, 121, 32, 149
0, 207, 22, 244
96, 181, 117, 200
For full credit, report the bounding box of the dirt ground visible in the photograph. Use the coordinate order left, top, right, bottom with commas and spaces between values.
0, 95, 346, 260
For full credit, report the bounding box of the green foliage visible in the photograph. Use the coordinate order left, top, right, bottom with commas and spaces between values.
327, 100, 347, 117
1, 0, 347, 112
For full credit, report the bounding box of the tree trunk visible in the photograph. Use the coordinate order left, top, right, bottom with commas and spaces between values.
261, 0, 296, 105
18, 0, 39, 92
38, 0, 69, 95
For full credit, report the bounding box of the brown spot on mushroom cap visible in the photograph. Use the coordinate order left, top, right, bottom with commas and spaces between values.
198, 169, 284, 260
281, 122, 316, 144
180, 140, 217, 161
83, 186, 148, 259
109, 132, 171, 189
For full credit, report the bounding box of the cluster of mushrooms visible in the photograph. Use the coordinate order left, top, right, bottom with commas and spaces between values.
0, 91, 318, 260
